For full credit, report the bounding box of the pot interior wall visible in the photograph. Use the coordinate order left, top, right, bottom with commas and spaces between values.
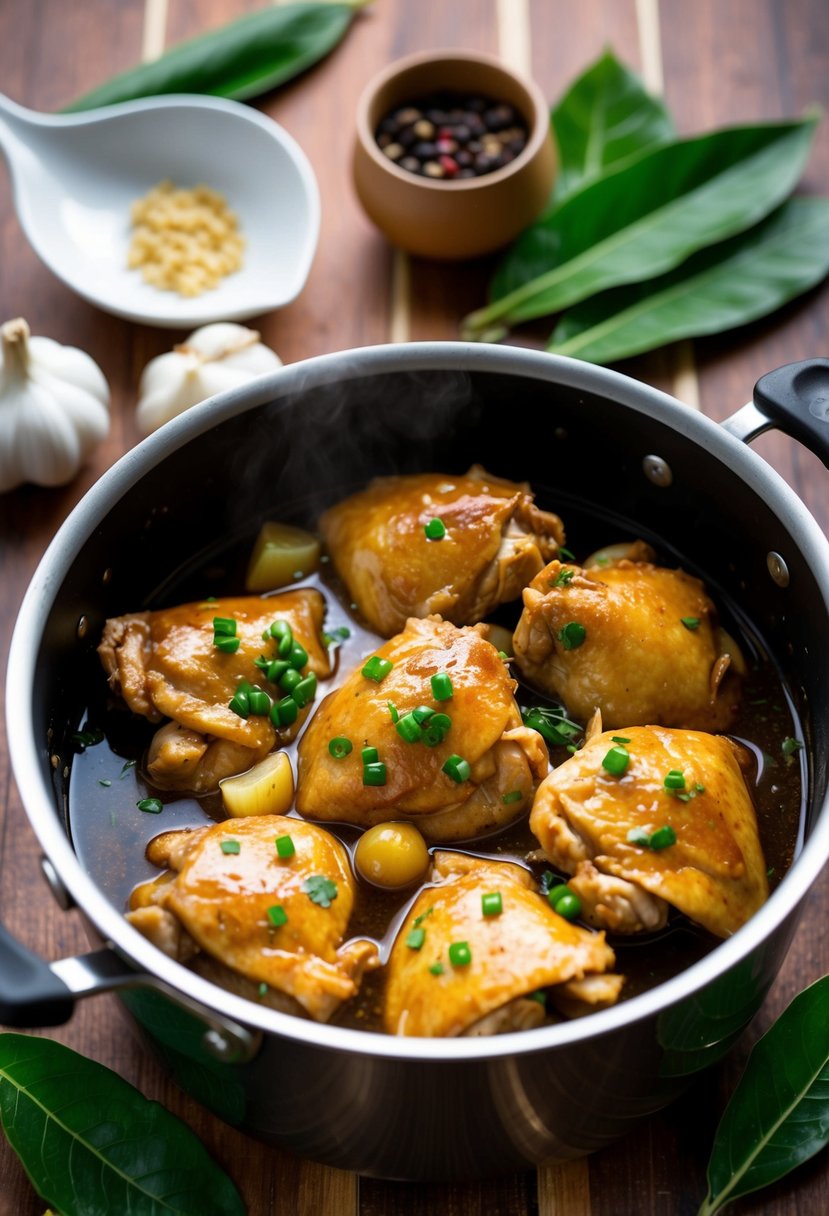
39, 366, 826, 838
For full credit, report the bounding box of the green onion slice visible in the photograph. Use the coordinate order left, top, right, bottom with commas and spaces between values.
431, 672, 454, 701
267, 905, 288, 927
448, 941, 471, 967
213, 635, 240, 654
328, 736, 353, 760
406, 927, 426, 950
602, 745, 630, 776
362, 655, 393, 683
136, 797, 163, 814
681, 616, 701, 630
442, 754, 470, 783
212, 616, 237, 636
275, 834, 295, 859
481, 892, 502, 917
220, 840, 240, 855
362, 761, 387, 786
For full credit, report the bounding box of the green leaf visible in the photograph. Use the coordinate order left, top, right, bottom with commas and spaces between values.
461, 115, 818, 341
0, 1033, 246, 1216
551, 49, 675, 202
699, 976, 829, 1215
62, 1, 367, 112
547, 198, 829, 363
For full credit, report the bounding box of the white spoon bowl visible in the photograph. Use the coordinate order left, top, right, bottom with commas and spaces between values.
0, 93, 320, 328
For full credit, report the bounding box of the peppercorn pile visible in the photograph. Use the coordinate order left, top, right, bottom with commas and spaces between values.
375, 91, 529, 179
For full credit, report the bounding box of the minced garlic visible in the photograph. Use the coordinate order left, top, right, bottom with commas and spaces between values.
127, 180, 244, 297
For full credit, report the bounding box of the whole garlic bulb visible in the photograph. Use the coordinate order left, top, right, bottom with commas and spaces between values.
136, 323, 282, 435
0, 317, 110, 493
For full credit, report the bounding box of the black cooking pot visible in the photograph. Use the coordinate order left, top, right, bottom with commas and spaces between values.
4, 344, 829, 1180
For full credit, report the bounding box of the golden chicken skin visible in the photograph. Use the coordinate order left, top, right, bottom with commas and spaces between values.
384, 852, 623, 1036
529, 725, 769, 938
127, 815, 378, 1022
320, 467, 564, 637
296, 615, 548, 842
99, 590, 331, 792
512, 553, 745, 730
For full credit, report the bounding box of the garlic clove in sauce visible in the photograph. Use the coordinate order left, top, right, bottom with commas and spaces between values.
0, 316, 110, 493
135, 322, 282, 435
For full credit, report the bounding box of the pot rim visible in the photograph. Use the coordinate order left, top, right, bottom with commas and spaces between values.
8, 341, 829, 1061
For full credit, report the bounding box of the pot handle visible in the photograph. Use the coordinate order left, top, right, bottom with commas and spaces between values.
722, 358, 829, 468
0, 921, 260, 1062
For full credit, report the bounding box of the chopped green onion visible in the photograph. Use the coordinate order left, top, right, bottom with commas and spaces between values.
602, 745, 630, 776
502, 789, 523, 804
396, 713, 423, 744
424, 517, 446, 540
498, 650, 510, 661
363, 762, 387, 786
611, 736, 631, 745
220, 840, 240, 855
247, 688, 272, 716
412, 906, 434, 928
136, 797, 163, 814
649, 825, 677, 850
328, 736, 353, 760
481, 892, 502, 917
212, 616, 237, 636
265, 659, 291, 683
681, 616, 701, 630
279, 667, 302, 694
429, 961, 445, 976
275, 834, 295, 859
442, 754, 470, 783
267, 905, 288, 927
292, 673, 317, 707
229, 685, 251, 718
412, 705, 435, 725
429, 712, 452, 736
782, 736, 803, 756
362, 746, 379, 765
289, 642, 308, 670
626, 827, 652, 847
558, 622, 587, 650
521, 706, 582, 747
214, 635, 240, 654
550, 567, 575, 587
258, 982, 268, 998
303, 875, 338, 907
663, 769, 686, 791
98, 778, 112, 788
406, 927, 426, 950
269, 620, 294, 657
270, 696, 299, 728
387, 701, 399, 723
431, 672, 454, 701
448, 941, 471, 967
362, 655, 393, 683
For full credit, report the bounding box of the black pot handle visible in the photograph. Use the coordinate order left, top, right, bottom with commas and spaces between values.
0, 921, 74, 1027
752, 358, 829, 469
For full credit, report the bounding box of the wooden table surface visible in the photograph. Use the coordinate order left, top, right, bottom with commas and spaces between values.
2, 1, 828, 1213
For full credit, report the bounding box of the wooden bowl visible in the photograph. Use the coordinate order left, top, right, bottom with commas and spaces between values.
353, 49, 556, 260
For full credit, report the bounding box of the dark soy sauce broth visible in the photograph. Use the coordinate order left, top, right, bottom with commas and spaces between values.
68, 485, 807, 1032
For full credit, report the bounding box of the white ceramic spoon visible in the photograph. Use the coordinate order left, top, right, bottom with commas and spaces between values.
0, 92, 320, 328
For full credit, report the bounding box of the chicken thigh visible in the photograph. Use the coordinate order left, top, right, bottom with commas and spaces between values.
513, 554, 745, 730
99, 590, 331, 791
384, 851, 622, 1036
529, 725, 769, 938
127, 815, 378, 1021
320, 467, 564, 636
296, 615, 548, 841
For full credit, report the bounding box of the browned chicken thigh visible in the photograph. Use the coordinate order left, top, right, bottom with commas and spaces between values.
127, 815, 378, 1021
513, 554, 745, 730
529, 725, 769, 938
99, 591, 331, 791
384, 851, 623, 1036
320, 467, 564, 636
296, 615, 548, 841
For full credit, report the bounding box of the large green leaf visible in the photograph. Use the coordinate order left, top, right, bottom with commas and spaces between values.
0, 1033, 246, 1216
63, 1, 367, 111
461, 116, 818, 342
551, 49, 675, 202
699, 975, 829, 1214
547, 198, 829, 363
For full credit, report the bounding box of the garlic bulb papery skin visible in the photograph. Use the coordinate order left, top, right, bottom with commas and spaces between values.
136, 322, 282, 435
0, 317, 110, 494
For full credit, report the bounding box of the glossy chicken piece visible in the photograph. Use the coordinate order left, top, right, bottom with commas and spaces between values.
127, 815, 378, 1021
529, 725, 769, 938
99, 590, 330, 792
320, 467, 564, 636
384, 852, 622, 1036
296, 615, 548, 841
513, 554, 745, 730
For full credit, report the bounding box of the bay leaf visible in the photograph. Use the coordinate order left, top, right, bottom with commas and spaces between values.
63, 1, 367, 111
546, 198, 829, 364
0, 1033, 246, 1216
462, 116, 817, 341
699, 975, 829, 1214
551, 49, 675, 202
